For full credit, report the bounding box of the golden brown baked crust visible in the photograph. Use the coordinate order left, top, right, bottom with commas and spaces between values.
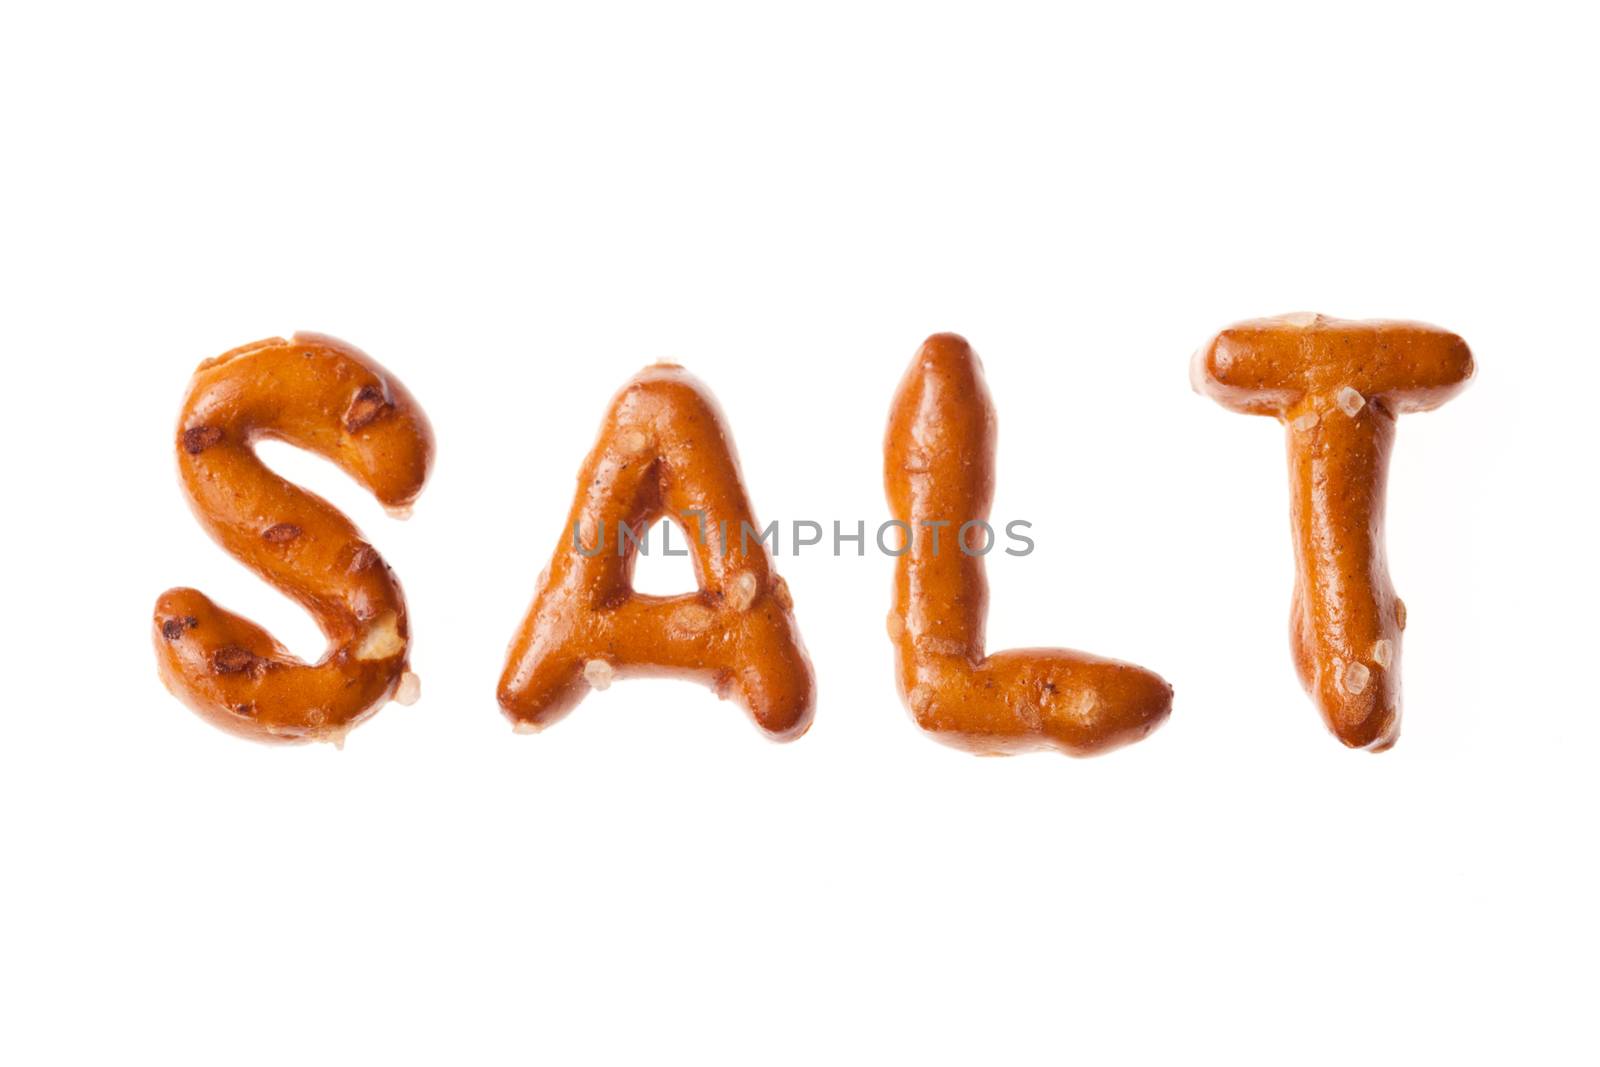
152, 333, 434, 744
497, 364, 815, 740
884, 333, 1173, 756
1191, 312, 1474, 749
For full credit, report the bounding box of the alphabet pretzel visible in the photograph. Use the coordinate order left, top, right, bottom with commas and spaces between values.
497, 363, 815, 740
1191, 312, 1474, 749
152, 333, 435, 745
884, 333, 1174, 756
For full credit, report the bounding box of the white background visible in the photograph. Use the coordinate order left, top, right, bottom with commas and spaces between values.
2, 2, 1596, 1063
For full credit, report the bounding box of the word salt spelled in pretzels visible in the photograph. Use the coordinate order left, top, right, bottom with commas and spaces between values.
151, 318, 1471, 755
